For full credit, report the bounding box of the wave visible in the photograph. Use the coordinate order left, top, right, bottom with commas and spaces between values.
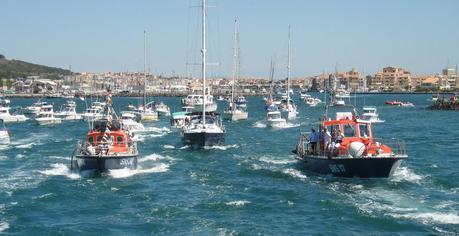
258, 155, 296, 165
39, 163, 80, 180
252, 121, 267, 128
141, 153, 176, 162
0, 222, 9, 232
391, 166, 424, 183
225, 200, 250, 207
15, 143, 35, 149
145, 126, 171, 133
204, 144, 239, 150
163, 145, 175, 149
389, 212, 459, 225
282, 168, 308, 180
107, 163, 169, 179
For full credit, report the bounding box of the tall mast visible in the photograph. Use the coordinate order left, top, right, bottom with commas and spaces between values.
143, 30, 147, 112
231, 18, 238, 111
269, 58, 275, 101
287, 25, 291, 108
201, 0, 206, 125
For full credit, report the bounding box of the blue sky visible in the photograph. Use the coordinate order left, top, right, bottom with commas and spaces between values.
1, 0, 458, 77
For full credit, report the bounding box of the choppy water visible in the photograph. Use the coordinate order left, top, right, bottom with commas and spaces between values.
1, 94, 458, 235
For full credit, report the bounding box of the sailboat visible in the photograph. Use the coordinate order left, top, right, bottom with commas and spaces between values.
224, 18, 248, 121
181, 0, 225, 147
280, 26, 298, 120
138, 30, 159, 121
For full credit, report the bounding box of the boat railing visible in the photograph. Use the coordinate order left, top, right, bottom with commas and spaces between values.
76, 139, 138, 156
373, 138, 407, 156
296, 133, 408, 158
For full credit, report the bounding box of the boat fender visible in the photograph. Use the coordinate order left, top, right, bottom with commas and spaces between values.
349, 141, 365, 158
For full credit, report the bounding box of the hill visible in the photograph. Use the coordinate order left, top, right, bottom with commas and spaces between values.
0, 54, 72, 80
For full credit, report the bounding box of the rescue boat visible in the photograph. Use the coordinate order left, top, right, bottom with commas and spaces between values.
293, 106, 408, 178
72, 95, 138, 171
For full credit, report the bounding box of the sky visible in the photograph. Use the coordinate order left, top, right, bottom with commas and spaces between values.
1, 0, 459, 77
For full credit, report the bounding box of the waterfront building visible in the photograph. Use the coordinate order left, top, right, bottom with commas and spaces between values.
372, 66, 412, 91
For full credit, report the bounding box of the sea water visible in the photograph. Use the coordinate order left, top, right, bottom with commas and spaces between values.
0, 94, 458, 234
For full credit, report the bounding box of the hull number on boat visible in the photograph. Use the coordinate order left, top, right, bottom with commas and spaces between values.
329, 164, 346, 173
120, 159, 133, 166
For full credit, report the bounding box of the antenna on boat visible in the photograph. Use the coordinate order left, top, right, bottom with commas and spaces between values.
201, 0, 207, 126
143, 30, 147, 114
231, 18, 238, 111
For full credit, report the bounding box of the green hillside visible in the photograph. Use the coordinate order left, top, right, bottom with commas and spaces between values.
0, 54, 72, 80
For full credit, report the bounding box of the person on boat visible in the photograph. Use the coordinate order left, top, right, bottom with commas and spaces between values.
331, 130, 344, 156
322, 127, 331, 155
309, 128, 319, 154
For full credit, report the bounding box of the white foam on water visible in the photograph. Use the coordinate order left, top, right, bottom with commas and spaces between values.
0, 155, 7, 161
39, 163, 80, 180
0, 222, 9, 232
145, 126, 171, 133
108, 163, 170, 179
431, 164, 438, 168
389, 212, 459, 225
179, 145, 190, 149
282, 168, 308, 180
283, 122, 301, 128
15, 154, 25, 159
111, 187, 119, 191
225, 200, 251, 207
252, 121, 267, 128
141, 153, 176, 162
258, 155, 296, 165
163, 144, 175, 149
204, 144, 239, 150
47, 156, 71, 161
32, 193, 53, 200
391, 167, 424, 183
15, 143, 34, 149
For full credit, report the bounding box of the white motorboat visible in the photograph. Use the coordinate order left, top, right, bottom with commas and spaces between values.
181, 94, 218, 112
24, 100, 48, 115
155, 101, 171, 116
35, 105, 62, 125
121, 111, 145, 134
335, 89, 351, 98
55, 100, 82, 120
82, 105, 104, 122
333, 98, 346, 106
266, 105, 287, 128
0, 120, 10, 145
358, 106, 385, 123
0, 106, 29, 123
304, 97, 321, 107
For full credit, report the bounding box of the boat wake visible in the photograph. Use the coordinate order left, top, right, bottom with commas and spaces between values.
225, 200, 251, 207
252, 121, 267, 128
136, 126, 172, 141
39, 163, 80, 180
391, 166, 425, 183
0, 222, 9, 233
204, 144, 239, 150
163, 144, 175, 149
107, 163, 169, 179
325, 178, 459, 234
107, 154, 175, 179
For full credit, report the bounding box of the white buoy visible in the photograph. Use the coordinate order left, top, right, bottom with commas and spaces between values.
349, 141, 365, 158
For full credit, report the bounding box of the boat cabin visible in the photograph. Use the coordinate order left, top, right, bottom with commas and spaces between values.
315, 112, 393, 157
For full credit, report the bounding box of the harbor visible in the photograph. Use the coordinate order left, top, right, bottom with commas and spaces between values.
1, 0, 459, 235
0, 93, 458, 234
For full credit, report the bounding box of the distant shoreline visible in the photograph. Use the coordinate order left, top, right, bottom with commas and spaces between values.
1, 91, 456, 99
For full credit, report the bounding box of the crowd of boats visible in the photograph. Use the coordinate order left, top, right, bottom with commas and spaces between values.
0, 0, 411, 178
